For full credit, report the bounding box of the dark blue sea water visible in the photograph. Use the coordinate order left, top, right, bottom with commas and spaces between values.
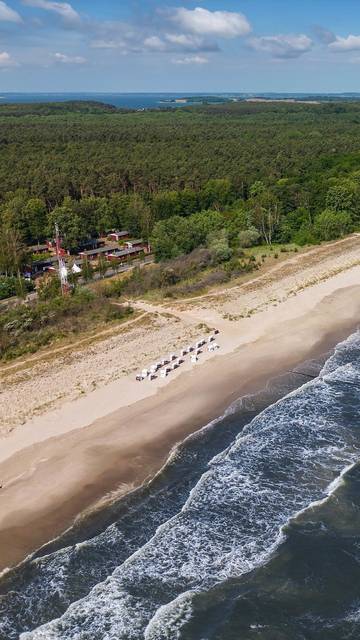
1, 92, 360, 110
0, 330, 359, 639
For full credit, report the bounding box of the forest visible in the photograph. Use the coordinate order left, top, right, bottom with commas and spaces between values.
0, 100, 360, 267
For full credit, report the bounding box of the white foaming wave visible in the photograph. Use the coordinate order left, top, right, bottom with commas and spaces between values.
321, 330, 360, 376
144, 591, 194, 640
23, 361, 360, 640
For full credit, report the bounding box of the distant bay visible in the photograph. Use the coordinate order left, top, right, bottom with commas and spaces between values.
1, 92, 360, 110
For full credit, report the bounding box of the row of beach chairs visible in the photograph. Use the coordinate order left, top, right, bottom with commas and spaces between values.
136, 330, 220, 382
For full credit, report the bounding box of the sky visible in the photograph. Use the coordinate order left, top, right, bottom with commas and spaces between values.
1, 1, 360, 92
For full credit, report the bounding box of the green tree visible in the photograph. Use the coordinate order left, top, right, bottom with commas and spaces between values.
249, 188, 281, 245
314, 209, 353, 241
97, 255, 108, 278
0, 226, 27, 286
325, 180, 358, 215
151, 191, 181, 220
47, 198, 85, 252
24, 198, 47, 243
200, 179, 233, 210
81, 259, 94, 282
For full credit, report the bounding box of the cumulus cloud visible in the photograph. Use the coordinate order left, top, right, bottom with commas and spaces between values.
250, 34, 312, 58
53, 52, 86, 64
144, 35, 166, 52
329, 35, 360, 51
165, 33, 216, 51
0, 1, 22, 23
172, 7, 251, 38
172, 55, 209, 65
0, 50, 18, 66
23, 0, 80, 25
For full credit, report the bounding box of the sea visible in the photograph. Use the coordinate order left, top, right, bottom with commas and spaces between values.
0, 329, 359, 639
1, 92, 360, 110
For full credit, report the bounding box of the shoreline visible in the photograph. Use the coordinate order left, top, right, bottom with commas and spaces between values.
0, 267, 359, 571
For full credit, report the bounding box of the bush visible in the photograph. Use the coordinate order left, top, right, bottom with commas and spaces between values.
314, 209, 353, 241
0, 276, 34, 300
207, 228, 233, 263
0, 288, 132, 361
293, 225, 317, 246
36, 274, 61, 300
238, 227, 261, 248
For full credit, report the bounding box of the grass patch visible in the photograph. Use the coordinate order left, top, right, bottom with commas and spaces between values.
0, 288, 133, 362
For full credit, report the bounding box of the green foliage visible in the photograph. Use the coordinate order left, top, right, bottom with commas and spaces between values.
0, 287, 132, 361
0, 101, 118, 117
36, 274, 61, 300
314, 209, 353, 241
207, 228, 233, 262
238, 227, 261, 248
0, 275, 34, 300
47, 198, 85, 251
0, 101, 359, 259
0, 225, 27, 276
81, 259, 94, 282
151, 210, 224, 261
97, 255, 108, 278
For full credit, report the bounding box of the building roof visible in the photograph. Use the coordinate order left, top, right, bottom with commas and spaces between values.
108, 247, 143, 258
126, 239, 145, 246
79, 244, 119, 257
108, 230, 129, 237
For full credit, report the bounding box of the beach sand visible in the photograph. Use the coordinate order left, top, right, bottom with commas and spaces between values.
0, 244, 359, 571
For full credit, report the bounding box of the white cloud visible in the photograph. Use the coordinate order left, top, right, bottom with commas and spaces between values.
172, 7, 251, 38
0, 1, 22, 23
53, 52, 86, 64
329, 35, 360, 51
250, 34, 312, 59
144, 35, 166, 52
23, 0, 80, 24
166, 33, 204, 48
0, 50, 18, 66
172, 55, 209, 65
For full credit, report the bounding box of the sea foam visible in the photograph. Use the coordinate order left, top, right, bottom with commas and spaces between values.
21, 332, 360, 639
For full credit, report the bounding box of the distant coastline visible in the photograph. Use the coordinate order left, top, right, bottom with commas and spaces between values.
1, 92, 360, 110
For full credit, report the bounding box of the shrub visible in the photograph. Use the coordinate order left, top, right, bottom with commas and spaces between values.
314, 209, 353, 241
207, 228, 232, 263
0, 276, 34, 300
238, 227, 261, 248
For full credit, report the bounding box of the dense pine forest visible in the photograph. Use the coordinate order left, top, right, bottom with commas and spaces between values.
1, 99, 360, 357
1, 100, 360, 261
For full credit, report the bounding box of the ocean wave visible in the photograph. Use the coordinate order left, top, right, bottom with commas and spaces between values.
21, 331, 360, 639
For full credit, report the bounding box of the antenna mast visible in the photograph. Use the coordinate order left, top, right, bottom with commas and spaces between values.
55, 222, 68, 295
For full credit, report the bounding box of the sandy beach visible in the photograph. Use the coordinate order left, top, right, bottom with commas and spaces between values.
0, 237, 359, 572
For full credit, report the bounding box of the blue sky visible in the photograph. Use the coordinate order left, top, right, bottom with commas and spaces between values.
1, 1, 360, 92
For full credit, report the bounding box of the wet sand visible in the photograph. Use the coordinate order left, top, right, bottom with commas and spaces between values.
0, 271, 359, 572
